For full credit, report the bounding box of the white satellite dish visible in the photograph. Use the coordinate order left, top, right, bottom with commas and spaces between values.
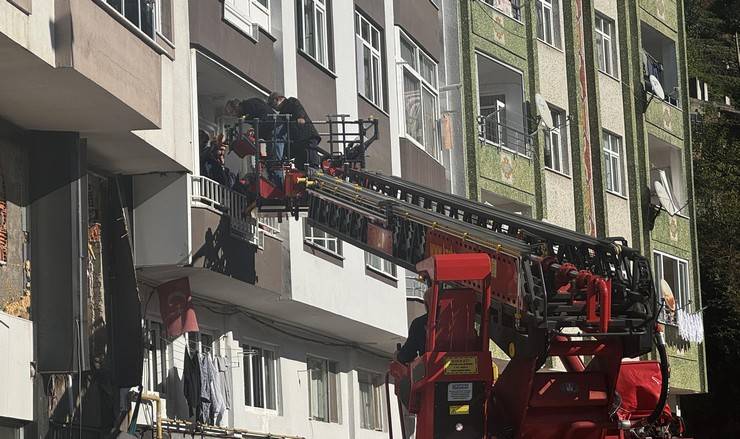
649, 75, 666, 101
534, 93, 553, 129
653, 179, 678, 216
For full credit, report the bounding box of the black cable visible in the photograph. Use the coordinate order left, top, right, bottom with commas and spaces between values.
192, 298, 391, 359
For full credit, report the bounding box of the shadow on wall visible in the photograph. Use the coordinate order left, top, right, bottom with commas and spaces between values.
190, 215, 257, 284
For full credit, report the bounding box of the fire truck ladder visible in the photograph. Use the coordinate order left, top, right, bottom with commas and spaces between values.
302, 167, 669, 438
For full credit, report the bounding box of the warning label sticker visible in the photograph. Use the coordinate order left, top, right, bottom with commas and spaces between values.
448, 382, 473, 402
449, 404, 470, 415
444, 356, 478, 375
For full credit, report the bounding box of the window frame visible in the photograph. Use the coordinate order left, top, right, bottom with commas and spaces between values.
396, 28, 441, 161
144, 320, 169, 395
536, 0, 561, 49
595, 13, 619, 78
479, 95, 507, 148
543, 106, 569, 176
357, 370, 385, 431
365, 251, 397, 279
307, 356, 342, 423
481, 0, 523, 22
303, 219, 343, 258
355, 11, 384, 109
241, 341, 280, 412
653, 251, 692, 316
298, 0, 331, 68
603, 131, 626, 196
104, 0, 156, 38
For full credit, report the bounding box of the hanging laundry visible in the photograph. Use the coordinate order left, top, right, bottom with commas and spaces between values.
677, 309, 705, 344
217, 356, 231, 410
209, 354, 227, 425
158, 277, 199, 337
183, 347, 201, 418
199, 352, 214, 424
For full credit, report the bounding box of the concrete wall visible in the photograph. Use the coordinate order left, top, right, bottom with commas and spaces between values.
393, 0, 442, 59
189, 0, 277, 91
133, 174, 191, 267
134, 0, 197, 173
65, 0, 162, 127
0, 0, 56, 66
0, 311, 33, 422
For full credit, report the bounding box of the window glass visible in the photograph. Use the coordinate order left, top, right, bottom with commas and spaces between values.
595, 14, 618, 77
400, 35, 417, 70
403, 69, 423, 143
308, 357, 340, 423
365, 252, 396, 277
398, 29, 440, 160
603, 131, 625, 195
304, 220, 343, 256
544, 107, 569, 174
359, 371, 384, 430
356, 12, 384, 108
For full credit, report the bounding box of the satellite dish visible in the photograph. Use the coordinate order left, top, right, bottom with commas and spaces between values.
653, 179, 678, 216
534, 93, 553, 129
649, 75, 665, 101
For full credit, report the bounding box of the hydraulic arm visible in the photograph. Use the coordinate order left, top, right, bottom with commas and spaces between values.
227, 116, 672, 438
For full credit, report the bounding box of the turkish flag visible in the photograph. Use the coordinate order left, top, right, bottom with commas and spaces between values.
158, 277, 199, 337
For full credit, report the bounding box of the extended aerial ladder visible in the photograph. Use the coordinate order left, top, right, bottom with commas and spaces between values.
226, 116, 675, 439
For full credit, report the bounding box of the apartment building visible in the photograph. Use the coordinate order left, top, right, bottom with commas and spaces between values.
446, 0, 706, 408
1, 0, 450, 438
1, 0, 706, 437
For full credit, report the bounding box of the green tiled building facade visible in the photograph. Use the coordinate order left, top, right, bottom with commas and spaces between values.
452, 0, 705, 395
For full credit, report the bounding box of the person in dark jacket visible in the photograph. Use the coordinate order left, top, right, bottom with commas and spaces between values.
268, 93, 322, 170
396, 288, 431, 363
225, 97, 287, 162
201, 136, 237, 189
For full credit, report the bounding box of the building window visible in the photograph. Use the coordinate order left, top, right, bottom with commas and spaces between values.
406, 271, 427, 298
358, 371, 384, 431
481, 0, 523, 21
187, 331, 214, 354
104, 0, 156, 37
654, 252, 691, 319
536, 0, 561, 48
544, 107, 569, 175
603, 131, 625, 196
298, 0, 330, 67
308, 357, 341, 423
365, 252, 396, 278
397, 29, 440, 160
144, 321, 168, 394
355, 12, 384, 108
595, 14, 619, 77
223, 0, 271, 37
242, 344, 278, 410
154, 0, 173, 41
304, 220, 343, 257
479, 95, 507, 146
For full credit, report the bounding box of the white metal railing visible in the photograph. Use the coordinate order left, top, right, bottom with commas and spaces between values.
190, 175, 280, 246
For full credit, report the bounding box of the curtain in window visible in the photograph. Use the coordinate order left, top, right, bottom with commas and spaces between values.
308, 358, 327, 421
422, 87, 438, 157
404, 70, 423, 143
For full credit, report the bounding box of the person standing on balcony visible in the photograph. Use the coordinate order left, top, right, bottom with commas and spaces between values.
201, 135, 237, 189
268, 93, 322, 170
224, 97, 287, 163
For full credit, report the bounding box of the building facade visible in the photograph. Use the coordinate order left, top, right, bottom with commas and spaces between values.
0, 0, 704, 438
447, 0, 706, 405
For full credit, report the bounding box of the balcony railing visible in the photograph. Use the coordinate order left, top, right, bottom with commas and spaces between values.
190, 175, 280, 247
478, 111, 533, 157
644, 51, 679, 106
481, 0, 523, 21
